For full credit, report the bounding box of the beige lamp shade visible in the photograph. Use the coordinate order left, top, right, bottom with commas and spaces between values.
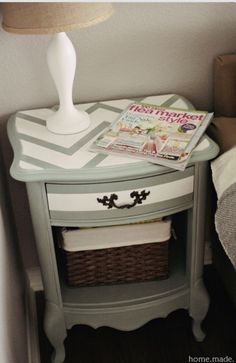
0, 2, 114, 135
0, 2, 114, 34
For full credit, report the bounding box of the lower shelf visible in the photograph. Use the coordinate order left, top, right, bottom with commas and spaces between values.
59, 238, 188, 330
63, 286, 189, 331
61, 253, 186, 308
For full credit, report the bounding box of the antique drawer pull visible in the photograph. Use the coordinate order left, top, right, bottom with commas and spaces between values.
97, 190, 150, 210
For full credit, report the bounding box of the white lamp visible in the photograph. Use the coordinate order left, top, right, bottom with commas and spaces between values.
1, 2, 113, 134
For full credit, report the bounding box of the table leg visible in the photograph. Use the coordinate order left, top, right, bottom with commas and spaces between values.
44, 301, 67, 363
26, 182, 67, 363
187, 162, 210, 341
190, 278, 210, 341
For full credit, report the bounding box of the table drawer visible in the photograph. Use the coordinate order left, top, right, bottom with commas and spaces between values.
46, 167, 194, 226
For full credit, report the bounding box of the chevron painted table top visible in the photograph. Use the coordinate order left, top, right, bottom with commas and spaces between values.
7, 94, 219, 183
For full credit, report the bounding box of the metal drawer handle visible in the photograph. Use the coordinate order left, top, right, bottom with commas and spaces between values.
97, 190, 150, 210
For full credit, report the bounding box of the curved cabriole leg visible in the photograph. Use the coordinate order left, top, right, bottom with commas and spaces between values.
190, 278, 210, 342
44, 301, 67, 363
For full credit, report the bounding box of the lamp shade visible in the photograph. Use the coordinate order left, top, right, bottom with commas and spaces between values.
1, 2, 114, 34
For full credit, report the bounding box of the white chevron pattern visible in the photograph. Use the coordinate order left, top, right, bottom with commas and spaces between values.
10, 95, 209, 172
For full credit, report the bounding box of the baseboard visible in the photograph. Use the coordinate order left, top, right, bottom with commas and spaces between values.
25, 267, 43, 363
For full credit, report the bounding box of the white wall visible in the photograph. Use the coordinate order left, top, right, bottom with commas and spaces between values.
1, 3, 236, 118
1, 3, 236, 362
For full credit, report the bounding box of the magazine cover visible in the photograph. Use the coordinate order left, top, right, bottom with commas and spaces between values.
90, 102, 213, 170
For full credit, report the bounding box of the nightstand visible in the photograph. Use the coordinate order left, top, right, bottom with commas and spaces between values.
7, 94, 219, 363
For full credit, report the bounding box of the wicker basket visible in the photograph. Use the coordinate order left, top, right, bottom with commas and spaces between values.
59, 219, 171, 287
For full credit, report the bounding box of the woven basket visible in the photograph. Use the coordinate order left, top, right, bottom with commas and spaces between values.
62, 240, 169, 287
59, 219, 170, 287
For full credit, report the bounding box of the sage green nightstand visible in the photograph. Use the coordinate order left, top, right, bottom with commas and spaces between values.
7, 94, 219, 363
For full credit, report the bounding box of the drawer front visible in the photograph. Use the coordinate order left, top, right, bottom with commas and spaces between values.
46, 167, 194, 226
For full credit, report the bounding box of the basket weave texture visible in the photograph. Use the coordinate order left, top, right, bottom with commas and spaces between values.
63, 241, 169, 287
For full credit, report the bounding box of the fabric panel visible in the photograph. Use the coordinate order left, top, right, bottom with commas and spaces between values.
207, 117, 236, 155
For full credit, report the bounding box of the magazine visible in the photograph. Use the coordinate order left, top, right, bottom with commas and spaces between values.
90, 102, 213, 170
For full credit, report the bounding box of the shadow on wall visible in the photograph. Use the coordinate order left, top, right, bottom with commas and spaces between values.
0, 121, 39, 270
0, 151, 28, 363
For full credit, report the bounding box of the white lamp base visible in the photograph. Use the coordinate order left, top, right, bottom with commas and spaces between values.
46, 107, 90, 135
46, 32, 90, 135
